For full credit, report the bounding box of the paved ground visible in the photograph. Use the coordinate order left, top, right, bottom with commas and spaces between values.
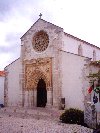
0, 107, 93, 133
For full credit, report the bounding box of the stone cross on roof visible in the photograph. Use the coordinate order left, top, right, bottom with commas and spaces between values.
39, 13, 42, 19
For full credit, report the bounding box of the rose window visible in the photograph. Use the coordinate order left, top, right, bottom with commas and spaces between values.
32, 30, 49, 52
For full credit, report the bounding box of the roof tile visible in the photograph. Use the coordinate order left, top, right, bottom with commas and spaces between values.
0, 71, 5, 77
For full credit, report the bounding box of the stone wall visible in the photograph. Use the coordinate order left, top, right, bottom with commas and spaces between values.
20, 19, 64, 108
0, 76, 4, 104
84, 63, 100, 128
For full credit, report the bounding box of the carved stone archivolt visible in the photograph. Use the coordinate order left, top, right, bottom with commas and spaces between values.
24, 58, 52, 90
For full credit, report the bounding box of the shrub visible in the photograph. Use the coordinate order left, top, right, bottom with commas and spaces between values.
60, 108, 84, 125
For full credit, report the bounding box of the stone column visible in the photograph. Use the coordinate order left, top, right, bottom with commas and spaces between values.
4, 69, 8, 107
46, 88, 52, 107
24, 91, 29, 107
20, 44, 25, 107
28, 90, 34, 108
34, 89, 37, 107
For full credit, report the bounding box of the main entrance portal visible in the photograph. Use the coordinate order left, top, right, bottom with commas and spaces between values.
37, 79, 47, 107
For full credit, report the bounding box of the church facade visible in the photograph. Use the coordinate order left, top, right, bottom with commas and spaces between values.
4, 18, 100, 111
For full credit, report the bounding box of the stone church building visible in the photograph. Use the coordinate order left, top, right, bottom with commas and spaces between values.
4, 17, 100, 111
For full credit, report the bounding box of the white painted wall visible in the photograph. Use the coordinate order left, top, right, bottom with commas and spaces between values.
0, 76, 4, 104
5, 58, 21, 106
61, 51, 88, 110
62, 34, 100, 61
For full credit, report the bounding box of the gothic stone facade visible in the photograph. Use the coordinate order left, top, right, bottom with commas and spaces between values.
4, 18, 100, 110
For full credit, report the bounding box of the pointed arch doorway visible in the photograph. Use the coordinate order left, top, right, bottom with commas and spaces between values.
37, 78, 47, 107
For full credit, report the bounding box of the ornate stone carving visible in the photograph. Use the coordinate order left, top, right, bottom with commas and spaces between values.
24, 58, 52, 90
32, 30, 49, 52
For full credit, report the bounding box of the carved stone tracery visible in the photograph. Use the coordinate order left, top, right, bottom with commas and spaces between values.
32, 30, 49, 52
24, 58, 52, 90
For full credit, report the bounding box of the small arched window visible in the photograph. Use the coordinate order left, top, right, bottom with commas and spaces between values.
93, 50, 96, 61
78, 45, 83, 56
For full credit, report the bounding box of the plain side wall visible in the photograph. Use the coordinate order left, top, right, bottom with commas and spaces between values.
61, 51, 87, 110
63, 34, 100, 61
0, 76, 4, 104
6, 58, 21, 106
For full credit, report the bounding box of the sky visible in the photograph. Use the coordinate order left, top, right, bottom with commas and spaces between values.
0, 0, 100, 70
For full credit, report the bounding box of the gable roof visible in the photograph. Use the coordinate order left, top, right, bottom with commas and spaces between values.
20, 18, 63, 39
0, 71, 5, 77
64, 32, 100, 50
4, 58, 20, 69
20, 18, 100, 50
